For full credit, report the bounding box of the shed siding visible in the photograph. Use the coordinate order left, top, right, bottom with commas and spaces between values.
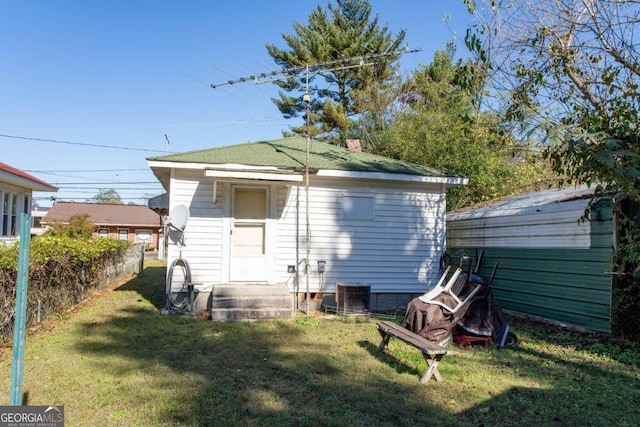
447, 200, 614, 333
447, 200, 593, 248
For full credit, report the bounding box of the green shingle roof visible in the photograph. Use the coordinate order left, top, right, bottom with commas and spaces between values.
147, 136, 456, 178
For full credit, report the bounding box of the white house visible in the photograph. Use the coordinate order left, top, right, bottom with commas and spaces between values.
0, 162, 57, 245
147, 137, 466, 319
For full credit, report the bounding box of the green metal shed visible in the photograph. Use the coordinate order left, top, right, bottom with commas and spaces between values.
446, 186, 614, 333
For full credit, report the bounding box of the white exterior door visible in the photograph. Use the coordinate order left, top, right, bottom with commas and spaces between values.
229, 186, 268, 282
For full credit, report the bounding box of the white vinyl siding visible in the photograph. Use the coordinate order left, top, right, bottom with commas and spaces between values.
166, 170, 225, 290
275, 178, 446, 294
166, 171, 448, 295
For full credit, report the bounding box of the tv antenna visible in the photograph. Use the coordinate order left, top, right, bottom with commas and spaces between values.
209, 47, 420, 89
210, 47, 420, 315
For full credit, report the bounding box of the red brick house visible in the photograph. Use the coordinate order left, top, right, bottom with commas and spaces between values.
43, 202, 162, 250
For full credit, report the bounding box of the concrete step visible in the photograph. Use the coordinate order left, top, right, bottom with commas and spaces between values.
209, 284, 293, 321
210, 296, 293, 310
211, 284, 290, 298
210, 307, 294, 321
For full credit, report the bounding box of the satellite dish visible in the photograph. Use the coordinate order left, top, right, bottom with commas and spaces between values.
166, 204, 189, 232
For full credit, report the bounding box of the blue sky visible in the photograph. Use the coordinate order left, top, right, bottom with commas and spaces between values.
0, 1, 474, 207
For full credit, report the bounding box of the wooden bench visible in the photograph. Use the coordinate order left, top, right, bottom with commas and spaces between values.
376, 320, 449, 383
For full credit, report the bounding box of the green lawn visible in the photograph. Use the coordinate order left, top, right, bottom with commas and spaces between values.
1, 260, 639, 426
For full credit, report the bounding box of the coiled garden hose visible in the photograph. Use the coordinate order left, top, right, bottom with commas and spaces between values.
164, 257, 191, 314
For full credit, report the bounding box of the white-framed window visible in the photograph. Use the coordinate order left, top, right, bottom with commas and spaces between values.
23, 195, 30, 214
117, 229, 129, 241
1, 191, 7, 236
10, 194, 17, 235
343, 195, 375, 220
97, 228, 109, 238
135, 229, 152, 243
1, 192, 16, 236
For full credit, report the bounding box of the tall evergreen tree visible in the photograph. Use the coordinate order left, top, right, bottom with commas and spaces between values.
266, 0, 405, 144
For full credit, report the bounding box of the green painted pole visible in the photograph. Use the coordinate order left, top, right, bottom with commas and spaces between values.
9, 213, 31, 405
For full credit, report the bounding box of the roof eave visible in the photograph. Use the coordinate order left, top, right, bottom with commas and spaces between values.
148, 160, 468, 187
316, 169, 468, 186
0, 171, 58, 192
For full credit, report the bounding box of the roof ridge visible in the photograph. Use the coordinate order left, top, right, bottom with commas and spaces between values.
148, 136, 461, 179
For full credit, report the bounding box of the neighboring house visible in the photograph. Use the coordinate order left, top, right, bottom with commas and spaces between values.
147, 192, 169, 259
147, 192, 169, 216
43, 202, 162, 250
147, 136, 467, 319
0, 162, 57, 244
31, 206, 50, 236
446, 185, 617, 333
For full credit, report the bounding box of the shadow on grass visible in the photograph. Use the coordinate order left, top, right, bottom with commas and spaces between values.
508, 316, 640, 368
459, 338, 640, 425
73, 307, 453, 425
73, 266, 640, 426
116, 266, 166, 310
458, 385, 639, 426
77, 266, 461, 426
357, 340, 423, 379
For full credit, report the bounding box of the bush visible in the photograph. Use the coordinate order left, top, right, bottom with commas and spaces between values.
0, 234, 130, 341
611, 219, 640, 339
45, 214, 95, 239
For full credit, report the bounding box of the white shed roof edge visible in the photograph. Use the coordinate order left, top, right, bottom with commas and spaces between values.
316, 169, 468, 185
205, 169, 303, 182
149, 160, 467, 186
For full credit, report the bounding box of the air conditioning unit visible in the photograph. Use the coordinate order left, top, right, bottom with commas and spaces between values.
336, 282, 370, 316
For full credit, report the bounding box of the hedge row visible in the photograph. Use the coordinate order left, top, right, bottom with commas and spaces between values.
0, 235, 131, 341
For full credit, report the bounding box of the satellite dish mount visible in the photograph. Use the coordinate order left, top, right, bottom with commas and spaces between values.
166, 204, 190, 232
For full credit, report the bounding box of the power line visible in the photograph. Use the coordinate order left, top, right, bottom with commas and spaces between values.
33, 196, 158, 202
26, 168, 149, 173
47, 188, 162, 193
41, 182, 160, 185
0, 133, 170, 153
0, 117, 287, 131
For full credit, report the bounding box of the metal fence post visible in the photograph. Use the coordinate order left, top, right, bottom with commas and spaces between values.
139, 244, 144, 275
9, 213, 31, 405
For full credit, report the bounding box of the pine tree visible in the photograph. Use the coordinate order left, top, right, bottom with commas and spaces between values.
266, 0, 405, 144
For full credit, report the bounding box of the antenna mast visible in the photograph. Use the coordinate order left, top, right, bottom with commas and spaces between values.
210, 48, 420, 315
303, 66, 311, 316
